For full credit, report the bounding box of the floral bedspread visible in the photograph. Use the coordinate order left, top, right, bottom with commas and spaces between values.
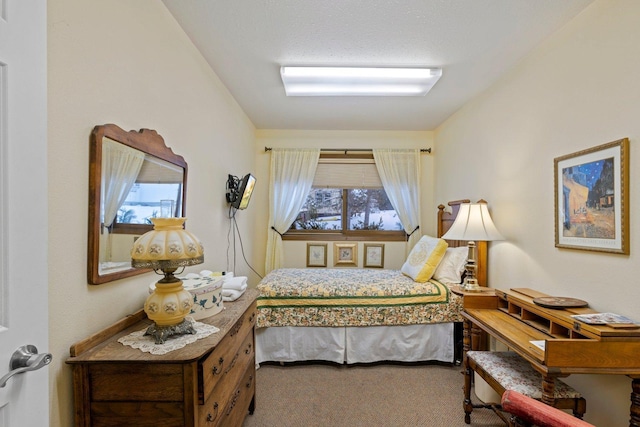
256, 268, 463, 327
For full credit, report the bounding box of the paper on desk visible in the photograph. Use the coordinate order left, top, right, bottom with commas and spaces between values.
571, 312, 637, 325
529, 340, 545, 351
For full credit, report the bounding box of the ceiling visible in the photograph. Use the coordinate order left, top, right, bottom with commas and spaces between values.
162, 0, 594, 131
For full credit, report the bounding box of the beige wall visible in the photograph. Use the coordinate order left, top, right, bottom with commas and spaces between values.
46, 0, 640, 425
47, 1, 256, 425
435, 1, 640, 425
254, 130, 436, 270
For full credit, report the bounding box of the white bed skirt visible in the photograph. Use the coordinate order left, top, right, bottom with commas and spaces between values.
255, 323, 454, 365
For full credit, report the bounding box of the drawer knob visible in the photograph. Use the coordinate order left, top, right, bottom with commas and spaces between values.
206, 402, 219, 422
246, 374, 254, 388
245, 343, 252, 355
212, 357, 224, 375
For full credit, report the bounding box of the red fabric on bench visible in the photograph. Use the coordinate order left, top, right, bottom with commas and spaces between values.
501, 390, 594, 427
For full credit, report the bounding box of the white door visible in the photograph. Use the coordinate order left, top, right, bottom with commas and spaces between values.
0, 0, 49, 425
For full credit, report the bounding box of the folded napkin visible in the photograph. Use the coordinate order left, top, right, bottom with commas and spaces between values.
222, 288, 245, 302
223, 276, 248, 291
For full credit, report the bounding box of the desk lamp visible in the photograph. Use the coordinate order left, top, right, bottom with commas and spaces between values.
441, 201, 503, 292
131, 217, 204, 343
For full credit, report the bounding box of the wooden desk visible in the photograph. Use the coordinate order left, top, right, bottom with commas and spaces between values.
454, 287, 640, 426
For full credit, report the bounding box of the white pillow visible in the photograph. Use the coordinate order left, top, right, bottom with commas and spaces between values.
401, 235, 448, 282
433, 246, 468, 284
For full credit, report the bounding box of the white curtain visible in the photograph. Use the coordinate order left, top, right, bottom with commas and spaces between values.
373, 148, 422, 252
265, 148, 320, 273
101, 138, 145, 228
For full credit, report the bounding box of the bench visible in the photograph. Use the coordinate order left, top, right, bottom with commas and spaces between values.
463, 351, 586, 424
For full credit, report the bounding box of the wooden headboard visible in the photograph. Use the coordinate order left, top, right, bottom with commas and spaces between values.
437, 200, 488, 287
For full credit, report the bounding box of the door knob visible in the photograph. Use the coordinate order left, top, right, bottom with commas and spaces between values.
0, 345, 52, 388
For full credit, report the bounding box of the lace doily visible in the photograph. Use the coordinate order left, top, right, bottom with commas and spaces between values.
118, 318, 220, 355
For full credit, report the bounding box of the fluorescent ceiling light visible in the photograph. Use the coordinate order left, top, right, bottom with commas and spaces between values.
280, 66, 442, 97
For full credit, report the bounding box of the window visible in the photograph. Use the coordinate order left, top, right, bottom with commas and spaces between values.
284, 154, 406, 241
116, 183, 182, 225
109, 154, 184, 235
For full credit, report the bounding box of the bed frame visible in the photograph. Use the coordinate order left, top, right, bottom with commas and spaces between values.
255, 199, 488, 366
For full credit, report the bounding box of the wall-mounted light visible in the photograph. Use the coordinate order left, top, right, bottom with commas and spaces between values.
280, 66, 442, 96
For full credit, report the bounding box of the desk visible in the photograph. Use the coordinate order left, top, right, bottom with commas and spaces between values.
454, 287, 640, 426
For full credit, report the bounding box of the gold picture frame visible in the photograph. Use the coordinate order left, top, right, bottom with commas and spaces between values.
363, 243, 385, 268
306, 243, 327, 267
333, 243, 357, 267
554, 138, 629, 254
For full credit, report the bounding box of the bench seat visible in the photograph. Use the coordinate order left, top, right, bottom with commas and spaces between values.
464, 351, 586, 424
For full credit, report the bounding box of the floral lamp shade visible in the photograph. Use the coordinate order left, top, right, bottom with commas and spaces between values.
131, 217, 204, 268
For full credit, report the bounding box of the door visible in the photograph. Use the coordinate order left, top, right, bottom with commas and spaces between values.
0, 0, 49, 426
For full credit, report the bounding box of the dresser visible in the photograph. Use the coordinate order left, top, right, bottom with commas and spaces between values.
67, 289, 258, 427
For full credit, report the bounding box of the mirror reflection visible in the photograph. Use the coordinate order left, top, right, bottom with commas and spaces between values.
88, 124, 187, 285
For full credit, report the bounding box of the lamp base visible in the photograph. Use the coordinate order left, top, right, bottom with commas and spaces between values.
144, 318, 197, 344
461, 241, 482, 292
461, 278, 482, 292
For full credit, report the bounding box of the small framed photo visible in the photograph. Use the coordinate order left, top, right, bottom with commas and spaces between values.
306, 243, 327, 267
334, 243, 357, 267
554, 138, 629, 254
363, 243, 385, 268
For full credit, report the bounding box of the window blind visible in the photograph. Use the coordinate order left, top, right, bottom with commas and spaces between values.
136, 154, 183, 183
312, 157, 382, 189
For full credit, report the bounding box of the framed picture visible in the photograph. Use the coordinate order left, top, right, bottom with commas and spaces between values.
334, 243, 357, 267
554, 138, 629, 254
363, 243, 385, 268
306, 243, 327, 267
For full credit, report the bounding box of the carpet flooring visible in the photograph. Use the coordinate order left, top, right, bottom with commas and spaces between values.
243, 362, 506, 427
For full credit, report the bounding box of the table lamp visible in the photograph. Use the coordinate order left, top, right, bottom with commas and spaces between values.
441, 200, 503, 292
131, 217, 204, 343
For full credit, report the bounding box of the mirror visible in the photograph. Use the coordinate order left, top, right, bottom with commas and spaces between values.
88, 124, 188, 285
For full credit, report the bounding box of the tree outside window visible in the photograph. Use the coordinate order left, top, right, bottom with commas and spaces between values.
289, 188, 403, 240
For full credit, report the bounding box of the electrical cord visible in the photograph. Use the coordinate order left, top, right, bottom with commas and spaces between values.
226, 204, 262, 280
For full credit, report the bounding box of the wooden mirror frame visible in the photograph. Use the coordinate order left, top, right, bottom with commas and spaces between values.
88, 124, 188, 285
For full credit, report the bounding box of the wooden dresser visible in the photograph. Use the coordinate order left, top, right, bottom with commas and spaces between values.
67, 289, 258, 427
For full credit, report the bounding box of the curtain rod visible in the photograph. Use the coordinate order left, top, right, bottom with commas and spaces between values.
264, 147, 431, 154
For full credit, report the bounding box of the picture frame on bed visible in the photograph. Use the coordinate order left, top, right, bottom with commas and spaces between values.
333, 243, 357, 267
554, 138, 629, 254
363, 243, 385, 268
306, 243, 328, 267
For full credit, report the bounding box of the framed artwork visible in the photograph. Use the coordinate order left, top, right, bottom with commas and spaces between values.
554, 138, 629, 254
334, 243, 357, 267
306, 243, 327, 267
363, 243, 385, 268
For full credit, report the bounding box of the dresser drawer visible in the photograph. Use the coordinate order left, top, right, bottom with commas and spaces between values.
199, 362, 255, 426
200, 303, 256, 402
199, 328, 254, 412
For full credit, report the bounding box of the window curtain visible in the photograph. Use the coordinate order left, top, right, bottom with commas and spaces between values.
265, 148, 320, 273
101, 138, 145, 229
373, 148, 422, 252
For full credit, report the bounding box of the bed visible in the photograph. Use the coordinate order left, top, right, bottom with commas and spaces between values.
255, 200, 487, 365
